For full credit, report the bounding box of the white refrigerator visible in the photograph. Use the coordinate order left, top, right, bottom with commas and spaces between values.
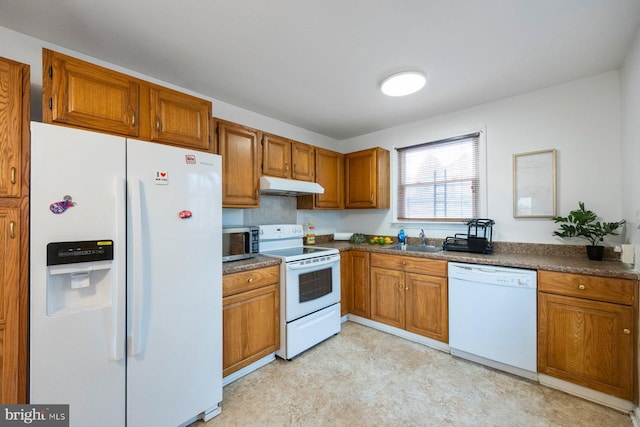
29, 122, 223, 426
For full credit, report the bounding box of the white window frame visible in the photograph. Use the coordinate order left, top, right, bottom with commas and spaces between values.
391, 129, 487, 234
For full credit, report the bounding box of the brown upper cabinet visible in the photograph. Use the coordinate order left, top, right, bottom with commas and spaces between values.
42, 49, 213, 152
262, 133, 315, 182
216, 119, 261, 208
43, 49, 140, 137
148, 86, 212, 151
345, 147, 390, 209
297, 147, 344, 210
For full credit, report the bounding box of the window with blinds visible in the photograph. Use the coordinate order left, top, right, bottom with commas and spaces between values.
397, 133, 480, 220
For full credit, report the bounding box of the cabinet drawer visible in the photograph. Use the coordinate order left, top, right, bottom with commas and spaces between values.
223, 265, 280, 297
538, 270, 636, 305
370, 253, 447, 277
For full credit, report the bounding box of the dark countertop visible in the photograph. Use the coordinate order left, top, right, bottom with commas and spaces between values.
221, 242, 638, 280
317, 241, 640, 280
222, 255, 281, 275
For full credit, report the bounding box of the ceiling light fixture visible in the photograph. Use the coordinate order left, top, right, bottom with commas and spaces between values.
380, 71, 426, 97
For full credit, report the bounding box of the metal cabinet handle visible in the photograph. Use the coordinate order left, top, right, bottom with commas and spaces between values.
370, 193, 374, 203
247, 277, 254, 283
578, 284, 586, 290
11, 167, 16, 184
9, 221, 15, 239
285, 162, 289, 172
156, 116, 161, 133
623, 328, 631, 335
405, 287, 409, 291
131, 110, 136, 127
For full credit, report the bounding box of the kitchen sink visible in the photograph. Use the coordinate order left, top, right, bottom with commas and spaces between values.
388, 244, 443, 253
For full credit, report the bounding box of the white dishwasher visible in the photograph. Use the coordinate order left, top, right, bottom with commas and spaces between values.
448, 262, 537, 380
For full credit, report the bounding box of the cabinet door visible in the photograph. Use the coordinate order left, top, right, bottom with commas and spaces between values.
538, 292, 634, 399
314, 148, 343, 209
405, 273, 448, 342
262, 133, 291, 178
0, 208, 20, 403
350, 251, 370, 318
345, 147, 389, 209
340, 252, 351, 317
370, 267, 405, 329
149, 86, 212, 151
223, 284, 279, 377
218, 120, 260, 207
0, 59, 23, 198
43, 49, 139, 137
291, 141, 315, 182
345, 148, 377, 208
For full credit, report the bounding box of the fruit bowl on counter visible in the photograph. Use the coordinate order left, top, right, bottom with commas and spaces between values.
369, 236, 393, 245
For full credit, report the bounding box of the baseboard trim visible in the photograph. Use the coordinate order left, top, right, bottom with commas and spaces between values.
347, 315, 450, 353
538, 374, 634, 413
222, 353, 276, 386
630, 406, 640, 427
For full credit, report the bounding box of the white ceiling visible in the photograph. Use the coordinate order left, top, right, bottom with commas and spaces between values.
1, 0, 639, 140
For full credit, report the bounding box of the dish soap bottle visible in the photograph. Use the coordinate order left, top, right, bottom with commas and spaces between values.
398, 229, 406, 250
306, 221, 316, 245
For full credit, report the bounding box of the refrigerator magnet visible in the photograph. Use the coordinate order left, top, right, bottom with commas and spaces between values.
50, 195, 76, 214
154, 171, 168, 185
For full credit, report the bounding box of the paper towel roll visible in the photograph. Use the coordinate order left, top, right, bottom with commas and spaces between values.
621, 244, 634, 264
333, 232, 354, 241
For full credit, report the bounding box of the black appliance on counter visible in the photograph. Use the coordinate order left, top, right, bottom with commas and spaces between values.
442, 219, 495, 254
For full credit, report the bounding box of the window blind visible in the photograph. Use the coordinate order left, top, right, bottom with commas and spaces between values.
397, 133, 480, 220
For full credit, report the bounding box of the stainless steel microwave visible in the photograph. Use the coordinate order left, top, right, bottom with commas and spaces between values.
222, 226, 259, 262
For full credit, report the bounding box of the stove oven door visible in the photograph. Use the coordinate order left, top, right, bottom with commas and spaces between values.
284, 254, 340, 322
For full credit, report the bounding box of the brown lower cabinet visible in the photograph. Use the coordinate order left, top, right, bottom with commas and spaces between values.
369, 253, 448, 342
348, 251, 371, 318
537, 270, 637, 401
222, 265, 280, 377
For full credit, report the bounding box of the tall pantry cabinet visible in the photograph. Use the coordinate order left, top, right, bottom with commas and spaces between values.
0, 56, 30, 403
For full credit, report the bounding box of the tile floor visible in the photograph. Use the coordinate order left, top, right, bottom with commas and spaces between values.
198, 321, 632, 427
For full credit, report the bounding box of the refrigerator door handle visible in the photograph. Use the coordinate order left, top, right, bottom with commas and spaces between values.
128, 178, 145, 357
113, 177, 127, 361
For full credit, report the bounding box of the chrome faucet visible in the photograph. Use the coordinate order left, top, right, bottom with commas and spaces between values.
419, 229, 428, 246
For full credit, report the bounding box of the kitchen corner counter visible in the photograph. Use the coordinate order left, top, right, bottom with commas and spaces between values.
222, 255, 281, 275
317, 241, 639, 280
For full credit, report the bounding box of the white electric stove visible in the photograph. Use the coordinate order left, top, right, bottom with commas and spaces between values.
258, 224, 341, 359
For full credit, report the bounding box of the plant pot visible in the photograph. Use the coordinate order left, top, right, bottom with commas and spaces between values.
586, 245, 605, 261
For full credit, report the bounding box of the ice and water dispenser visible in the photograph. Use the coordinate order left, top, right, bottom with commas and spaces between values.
45, 240, 115, 316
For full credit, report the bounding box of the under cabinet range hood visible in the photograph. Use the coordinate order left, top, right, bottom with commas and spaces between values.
259, 176, 324, 196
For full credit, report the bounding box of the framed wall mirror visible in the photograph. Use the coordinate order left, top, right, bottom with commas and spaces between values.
513, 149, 556, 218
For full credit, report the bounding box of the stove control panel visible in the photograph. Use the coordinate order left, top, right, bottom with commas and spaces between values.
259, 224, 304, 240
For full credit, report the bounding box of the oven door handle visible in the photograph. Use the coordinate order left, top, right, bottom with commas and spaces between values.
286, 257, 339, 270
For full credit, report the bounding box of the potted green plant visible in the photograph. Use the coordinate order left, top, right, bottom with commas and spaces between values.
552, 201, 625, 260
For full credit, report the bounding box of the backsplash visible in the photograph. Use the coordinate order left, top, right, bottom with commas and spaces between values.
243, 195, 297, 225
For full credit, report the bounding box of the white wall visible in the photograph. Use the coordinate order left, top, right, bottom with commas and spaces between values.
338, 72, 624, 244
0, 25, 629, 245
621, 26, 640, 266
